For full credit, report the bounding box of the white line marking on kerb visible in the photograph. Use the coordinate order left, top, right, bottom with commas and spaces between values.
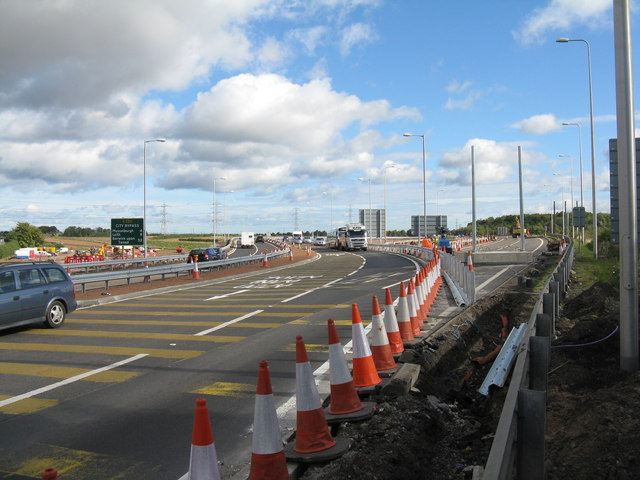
0, 354, 149, 409
194, 310, 264, 335
476, 267, 510, 292
205, 289, 249, 301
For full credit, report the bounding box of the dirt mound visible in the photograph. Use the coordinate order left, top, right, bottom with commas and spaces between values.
545, 280, 640, 479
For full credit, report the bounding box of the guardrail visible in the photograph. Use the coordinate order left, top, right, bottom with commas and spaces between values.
72, 246, 290, 293
482, 237, 573, 479
369, 244, 475, 306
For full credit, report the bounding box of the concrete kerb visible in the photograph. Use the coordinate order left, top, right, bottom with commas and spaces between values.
76, 254, 321, 308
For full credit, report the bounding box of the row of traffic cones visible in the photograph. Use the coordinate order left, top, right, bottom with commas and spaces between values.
41, 258, 444, 479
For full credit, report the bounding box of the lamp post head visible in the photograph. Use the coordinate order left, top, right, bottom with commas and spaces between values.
556, 37, 570, 43
403, 133, 413, 137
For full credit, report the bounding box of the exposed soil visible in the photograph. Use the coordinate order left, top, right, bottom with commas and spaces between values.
298, 257, 637, 480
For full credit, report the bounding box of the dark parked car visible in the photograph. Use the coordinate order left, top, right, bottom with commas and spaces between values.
0, 261, 77, 330
187, 247, 226, 263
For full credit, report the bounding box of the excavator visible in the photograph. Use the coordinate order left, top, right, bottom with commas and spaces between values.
512, 217, 530, 238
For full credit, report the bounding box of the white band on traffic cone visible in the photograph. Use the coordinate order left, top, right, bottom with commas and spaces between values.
188, 398, 221, 480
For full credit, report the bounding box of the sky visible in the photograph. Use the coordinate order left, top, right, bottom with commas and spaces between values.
0, 0, 637, 236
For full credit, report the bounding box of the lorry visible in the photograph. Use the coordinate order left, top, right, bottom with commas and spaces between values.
291, 231, 303, 245
335, 223, 368, 251
240, 232, 255, 248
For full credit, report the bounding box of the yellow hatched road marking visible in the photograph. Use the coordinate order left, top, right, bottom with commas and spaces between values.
0, 342, 202, 359
0, 443, 150, 477
22, 329, 244, 343
109, 303, 350, 309
289, 319, 353, 326
281, 343, 328, 353
76, 310, 309, 317
67, 319, 282, 328
192, 381, 254, 397
0, 362, 139, 383
0, 395, 57, 414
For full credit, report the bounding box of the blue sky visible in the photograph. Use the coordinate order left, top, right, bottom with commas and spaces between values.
0, 0, 635, 235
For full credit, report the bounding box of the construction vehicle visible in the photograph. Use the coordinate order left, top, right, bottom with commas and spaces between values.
512, 217, 530, 238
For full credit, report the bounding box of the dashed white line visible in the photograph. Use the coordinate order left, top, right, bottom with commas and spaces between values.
204, 289, 249, 301
0, 354, 149, 409
194, 310, 264, 336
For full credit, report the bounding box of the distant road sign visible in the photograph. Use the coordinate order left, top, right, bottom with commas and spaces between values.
572, 207, 586, 228
111, 218, 144, 245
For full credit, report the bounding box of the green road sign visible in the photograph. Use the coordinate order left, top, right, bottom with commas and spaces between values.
111, 218, 144, 245
572, 207, 586, 228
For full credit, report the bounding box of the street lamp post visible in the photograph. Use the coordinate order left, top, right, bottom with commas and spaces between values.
404, 133, 427, 238
358, 175, 372, 236
212, 176, 227, 246
323, 191, 333, 235
143, 138, 166, 262
553, 173, 566, 235
557, 38, 598, 257
383, 164, 395, 242
562, 122, 585, 241
559, 154, 575, 237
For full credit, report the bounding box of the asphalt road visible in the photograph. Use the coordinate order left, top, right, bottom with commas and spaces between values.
0, 248, 418, 479
0, 238, 545, 479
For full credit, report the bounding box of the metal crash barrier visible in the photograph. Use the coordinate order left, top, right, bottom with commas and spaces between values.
482, 236, 573, 479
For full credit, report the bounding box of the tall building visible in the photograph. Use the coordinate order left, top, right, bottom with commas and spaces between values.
359, 209, 385, 238
411, 215, 447, 237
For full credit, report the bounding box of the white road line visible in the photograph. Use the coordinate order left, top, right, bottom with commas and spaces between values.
476, 267, 510, 292
204, 289, 249, 301
0, 354, 149, 409
194, 310, 264, 336
280, 288, 320, 303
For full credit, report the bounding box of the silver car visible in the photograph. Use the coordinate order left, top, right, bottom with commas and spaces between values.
0, 262, 77, 330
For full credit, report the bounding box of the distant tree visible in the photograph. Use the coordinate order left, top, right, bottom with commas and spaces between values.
39, 225, 61, 235
6, 222, 45, 247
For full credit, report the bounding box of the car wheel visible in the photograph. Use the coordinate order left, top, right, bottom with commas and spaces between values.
44, 300, 66, 328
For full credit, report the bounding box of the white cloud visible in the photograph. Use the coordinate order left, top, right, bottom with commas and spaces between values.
446, 80, 473, 94
444, 80, 486, 110
340, 22, 377, 55
0, 0, 267, 110
439, 139, 547, 186
511, 114, 562, 135
514, 0, 612, 46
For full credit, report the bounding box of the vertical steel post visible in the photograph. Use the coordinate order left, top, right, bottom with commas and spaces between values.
614, 0, 639, 372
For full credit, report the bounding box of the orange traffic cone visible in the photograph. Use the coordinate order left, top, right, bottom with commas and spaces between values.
41, 469, 58, 480
262, 253, 269, 268
249, 361, 288, 480
396, 282, 415, 342
414, 272, 426, 326
407, 279, 421, 336
467, 251, 474, 271
351, 303, 381, 388
325, 319, 375, 423
383, 288, 404, 354
369, 296, 396, 371
285, 336, 351, 462
191, 257, 201, 279
187, 398, 221, 480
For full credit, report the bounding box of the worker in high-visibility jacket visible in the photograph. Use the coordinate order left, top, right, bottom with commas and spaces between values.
421, 237, 433, 248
